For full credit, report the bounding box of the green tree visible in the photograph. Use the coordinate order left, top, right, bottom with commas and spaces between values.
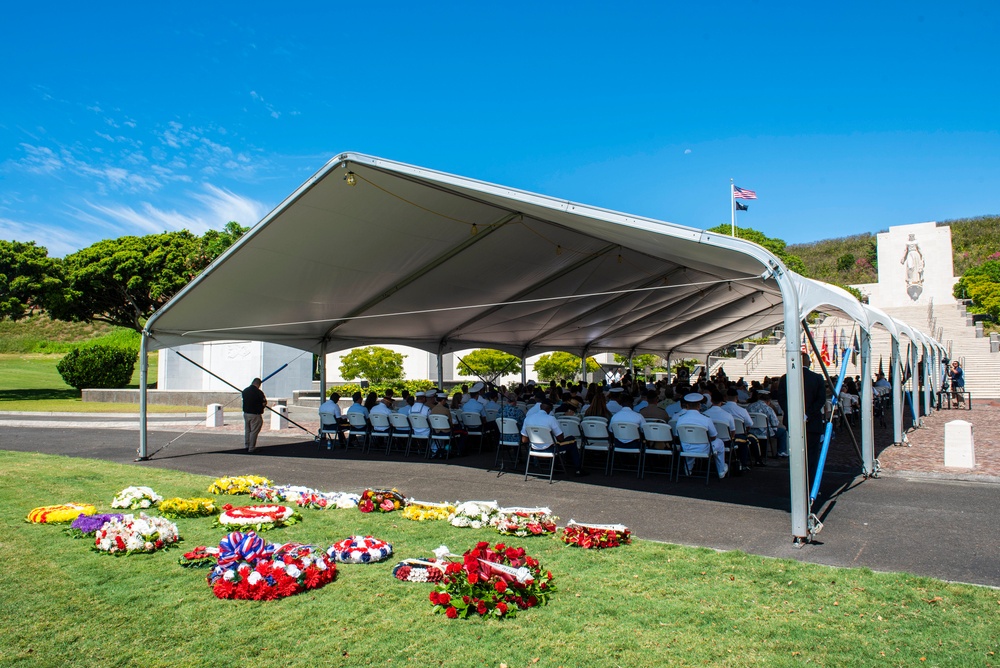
339, 346, 406, 384
457, 349, 522, 379
955, 259, 1000, 322
0, 240, 62, 320
45, 223, 246, 332
836, 253, 855, 272
613, 353, 661, 372
709, 224, 806, 274
532, 351, 598, 381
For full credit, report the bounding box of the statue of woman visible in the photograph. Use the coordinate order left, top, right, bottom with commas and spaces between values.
900, 234, 924, 286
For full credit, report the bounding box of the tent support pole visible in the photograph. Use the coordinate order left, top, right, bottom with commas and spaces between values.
319, 340, 327, 401
860, 329, 874, 476
910, 341, 920, 429
436, 352, 444, 389
521, 355, 527, 385
137, 331, 149, 461
581, 348, 588, 384
770, 262, 808, 543
891, 337, 903, 445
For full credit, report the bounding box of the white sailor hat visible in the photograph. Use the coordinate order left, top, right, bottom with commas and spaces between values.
683, 392, 706, 403
470, 382, 484, 393
526, 380, 536, 386
757, 389, 771, 396
437, 392, 448, 399
609, 387, 624, 394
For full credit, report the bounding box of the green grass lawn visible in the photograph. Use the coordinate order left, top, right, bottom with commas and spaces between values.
1, 450, 996, 668
0, 353, 190, 412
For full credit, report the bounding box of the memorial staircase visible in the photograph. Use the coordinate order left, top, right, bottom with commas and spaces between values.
712, 302, 998, 398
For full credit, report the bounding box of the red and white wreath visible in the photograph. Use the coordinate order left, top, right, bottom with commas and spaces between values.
218, 504, 300, 529
327, 535, 393, 564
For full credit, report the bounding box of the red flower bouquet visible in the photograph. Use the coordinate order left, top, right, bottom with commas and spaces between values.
207, 532, 336, 600
358, 488, 406, 513
560, 521, 631, 549
429, 541, 556, 619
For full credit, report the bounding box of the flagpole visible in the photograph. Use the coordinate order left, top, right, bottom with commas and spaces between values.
730, 179, 736, 236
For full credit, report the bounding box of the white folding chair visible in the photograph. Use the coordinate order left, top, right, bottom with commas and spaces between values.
495, 417, 523, 472
317, 408, 342, 450
580, 417, 612, 475
641, 422, 674, 479
345, 411, 369, 451
387, 412, 411, 455
557, 418, 582, 441
406, 413, 431, 458
523, 425, 563, 483
368, 413, 393, 453
749, 413, 774, 457
484, 408, 499, 424
609, 421, 643, 478
461, 411, 486, 454
674, 423, 714, 484
428, 413, 455, 459
712, 420, 734, 466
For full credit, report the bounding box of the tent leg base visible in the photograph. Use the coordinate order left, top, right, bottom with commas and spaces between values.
792, 536, 808, 549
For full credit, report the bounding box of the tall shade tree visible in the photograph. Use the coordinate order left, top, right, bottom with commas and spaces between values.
613, 353, 662, 372
532, 351, 599, 381
339, 346, 406, 384
0, 240, 62, 320
45, 223, 247, 332
457, 349, 522, 380
707, 224, 806, 274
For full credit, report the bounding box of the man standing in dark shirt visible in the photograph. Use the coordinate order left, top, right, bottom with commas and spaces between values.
777, 353, 827, 484
242, 378, 267, 453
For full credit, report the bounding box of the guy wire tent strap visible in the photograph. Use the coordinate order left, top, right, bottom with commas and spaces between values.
137, 348, 315, 461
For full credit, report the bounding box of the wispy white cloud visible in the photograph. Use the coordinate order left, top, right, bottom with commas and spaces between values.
77, 183, 266, 239
249, 90, 281, 119
0, 216, 90, 257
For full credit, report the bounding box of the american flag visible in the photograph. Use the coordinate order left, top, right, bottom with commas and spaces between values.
733, 186, 757, 200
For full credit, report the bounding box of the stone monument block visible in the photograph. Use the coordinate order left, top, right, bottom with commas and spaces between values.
943, 420, 975, 468
270, 404, 289, 430
852, 222, 958, 308
206, 403, 224, 427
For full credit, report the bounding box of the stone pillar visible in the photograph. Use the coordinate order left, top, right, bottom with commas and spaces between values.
944, 420, 975, 468
270, 405, 288, 430
207, 403, 224, 427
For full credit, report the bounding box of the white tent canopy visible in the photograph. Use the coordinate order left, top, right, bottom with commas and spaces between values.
140, 152, 939, 542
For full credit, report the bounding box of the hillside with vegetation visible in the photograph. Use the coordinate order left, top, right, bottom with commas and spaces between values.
789, 215, 1000, 286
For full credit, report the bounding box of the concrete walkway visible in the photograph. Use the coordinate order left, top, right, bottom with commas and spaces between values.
2, 416, 997, 588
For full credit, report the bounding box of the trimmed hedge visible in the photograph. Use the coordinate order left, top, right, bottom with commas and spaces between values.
56, 344, 137, 392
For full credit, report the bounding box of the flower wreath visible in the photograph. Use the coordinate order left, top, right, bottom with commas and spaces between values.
402, 500, 456, 522
94, 513, 181, 555
494, 507, 559, 537
250, 485, 360, 510
392, 559, 449, 583
26, 502, 96, 524
448, 500, 500, 529
429, 541, 556, 619
207, 475, 272, 495
560, 520, 632, 549
207, 532, 337, 600
358, 488, 406, 513
179, 545, 220, 568
158, 497, 218, 519
217, 504, 301, 530
66, 513, 123, 538
111, 486, 163, 510
327, 535, 393, 564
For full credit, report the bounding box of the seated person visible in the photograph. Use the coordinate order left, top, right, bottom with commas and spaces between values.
608, 395, 646, 449
431, 391, 465, 457
746, 389, 787, 457
499, 393, 526, 443
369, 396, 393, 432
675, 393, 728, 478
318, 392, 348, 447
521, 400, 586, 476
639, 390, 670, 422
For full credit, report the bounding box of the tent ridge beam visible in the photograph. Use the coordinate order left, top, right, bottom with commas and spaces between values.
440, 242, 620, 340
321, 211, 519, 340
522, 267, 690, 347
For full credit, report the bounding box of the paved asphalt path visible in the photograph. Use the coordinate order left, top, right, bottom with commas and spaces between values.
2, 421, 997, 587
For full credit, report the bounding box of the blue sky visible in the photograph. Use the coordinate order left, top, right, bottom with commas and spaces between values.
2, 2, 998, 256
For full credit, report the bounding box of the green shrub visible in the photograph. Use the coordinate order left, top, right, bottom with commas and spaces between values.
328, 379, 436, 399
56, 345, 137, 392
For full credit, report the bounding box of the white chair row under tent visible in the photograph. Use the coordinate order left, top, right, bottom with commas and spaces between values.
136, 151, 944, 546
